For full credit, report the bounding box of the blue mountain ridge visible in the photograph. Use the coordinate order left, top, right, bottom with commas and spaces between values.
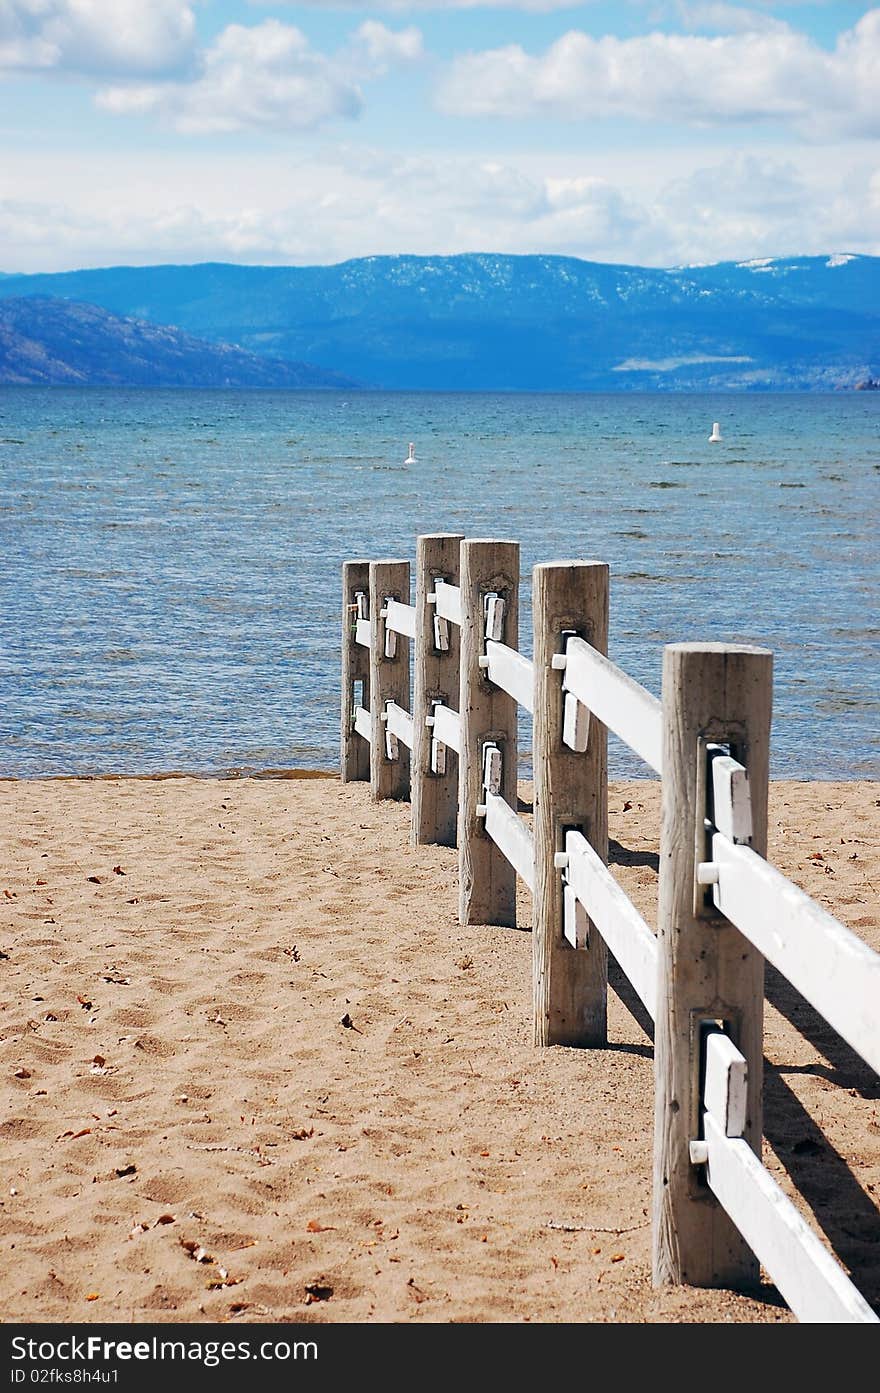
0, 252, 877, 390
0, 296, 358, 388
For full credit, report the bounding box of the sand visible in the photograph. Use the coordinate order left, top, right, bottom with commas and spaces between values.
1, 775, 878, 1325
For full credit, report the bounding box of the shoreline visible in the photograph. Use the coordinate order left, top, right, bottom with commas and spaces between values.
1, 769, 876, 783
0, 768, 337, 783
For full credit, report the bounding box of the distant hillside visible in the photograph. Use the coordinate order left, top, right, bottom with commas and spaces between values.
0, 253, 878, 390
0, 296, 358, 388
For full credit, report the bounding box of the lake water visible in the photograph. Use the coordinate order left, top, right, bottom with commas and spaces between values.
0, 387, 877, 780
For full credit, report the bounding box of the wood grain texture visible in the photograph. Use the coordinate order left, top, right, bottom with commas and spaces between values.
532, 562, 609, 1046
457, 539, 519, 927
368, 559, 411, 802
652, 642, 772, 1290
412, 534, 464, 847
341, 559, 371, 783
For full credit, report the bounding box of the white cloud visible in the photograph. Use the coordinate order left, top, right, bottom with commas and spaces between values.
96, 18, 422, 134
248, 2, 585, 10
329, 145, 551, 217
655, 154, 818, 263
363, 146, 880, 266
0, 0, 196, 76
1, 140, 879, 274
648, 152, 880, 265
349, 20, 423, 70
436, 9, 880, 137
676, 3, 791, 34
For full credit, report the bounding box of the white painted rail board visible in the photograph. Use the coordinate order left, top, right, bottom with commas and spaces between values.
711, 753, 753, 845
485, 641, 534, 713
434, 580, 462, 627
432, 703, 461, 755
563, 882, 589, 949
562, 690, 589, 753
704, 1031, 748, 1138
702, 1113, 878, 1323
484, 792, 535, 891
385, 701, 414, 750
711, 834, 880, 1077
385, 600, 416, 641
353, 706, 372, 743
563, 638, 662, 774
564, 830, 658, 1020
355, 618, 371, 648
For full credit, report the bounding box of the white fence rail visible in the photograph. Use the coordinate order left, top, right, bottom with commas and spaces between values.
561, 831, 657, 1020
484, 640, 534, 713
384, 598, 416, 640
561, 636, 663, 774
384, 699, 414, 753
693, 1033, 878, 1323
352, 706, 371, 744
429, 702, 461, 755
342, 534, 879, 1324
706, 835, 880, 1078
483, 790, 535, 893
432, 579, 462, 626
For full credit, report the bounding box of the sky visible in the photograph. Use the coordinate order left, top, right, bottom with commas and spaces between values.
0, 1, 878, 272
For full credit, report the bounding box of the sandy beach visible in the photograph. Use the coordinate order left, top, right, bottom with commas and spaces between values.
1, 774, 878, 1325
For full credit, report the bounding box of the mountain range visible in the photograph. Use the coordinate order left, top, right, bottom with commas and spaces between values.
0, 296, 355, 388
0, 252, 877, 390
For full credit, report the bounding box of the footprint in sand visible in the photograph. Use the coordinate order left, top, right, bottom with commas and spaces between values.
226, 971, 268, 989
0, 1116, 48, 1140
141, 1284, 189, 1311
137, 1173, 191, 1206
111, 1006, 153, 1028
132, 1034, 176, 1059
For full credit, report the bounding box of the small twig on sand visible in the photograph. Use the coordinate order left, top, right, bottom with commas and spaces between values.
544, 1219, 649, 1236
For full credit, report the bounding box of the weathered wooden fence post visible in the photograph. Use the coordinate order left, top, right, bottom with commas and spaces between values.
341, 559, 371, 783
532, 561, 609, 1046
369, 559, 411, 802
411, 532, 464, 846
652, 642, 772, 1289
458, 538, 519, 927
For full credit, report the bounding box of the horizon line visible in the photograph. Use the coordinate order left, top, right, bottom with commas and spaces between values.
0, 249, 871, 279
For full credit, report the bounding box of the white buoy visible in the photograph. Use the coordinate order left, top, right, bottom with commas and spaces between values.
404, 441, 416, 464
709, 422, 722, 442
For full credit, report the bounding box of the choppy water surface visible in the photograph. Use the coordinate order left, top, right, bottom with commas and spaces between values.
0, 388, 877, 778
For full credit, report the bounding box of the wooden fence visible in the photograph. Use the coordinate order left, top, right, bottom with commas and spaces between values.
341, 533, 880, 1324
